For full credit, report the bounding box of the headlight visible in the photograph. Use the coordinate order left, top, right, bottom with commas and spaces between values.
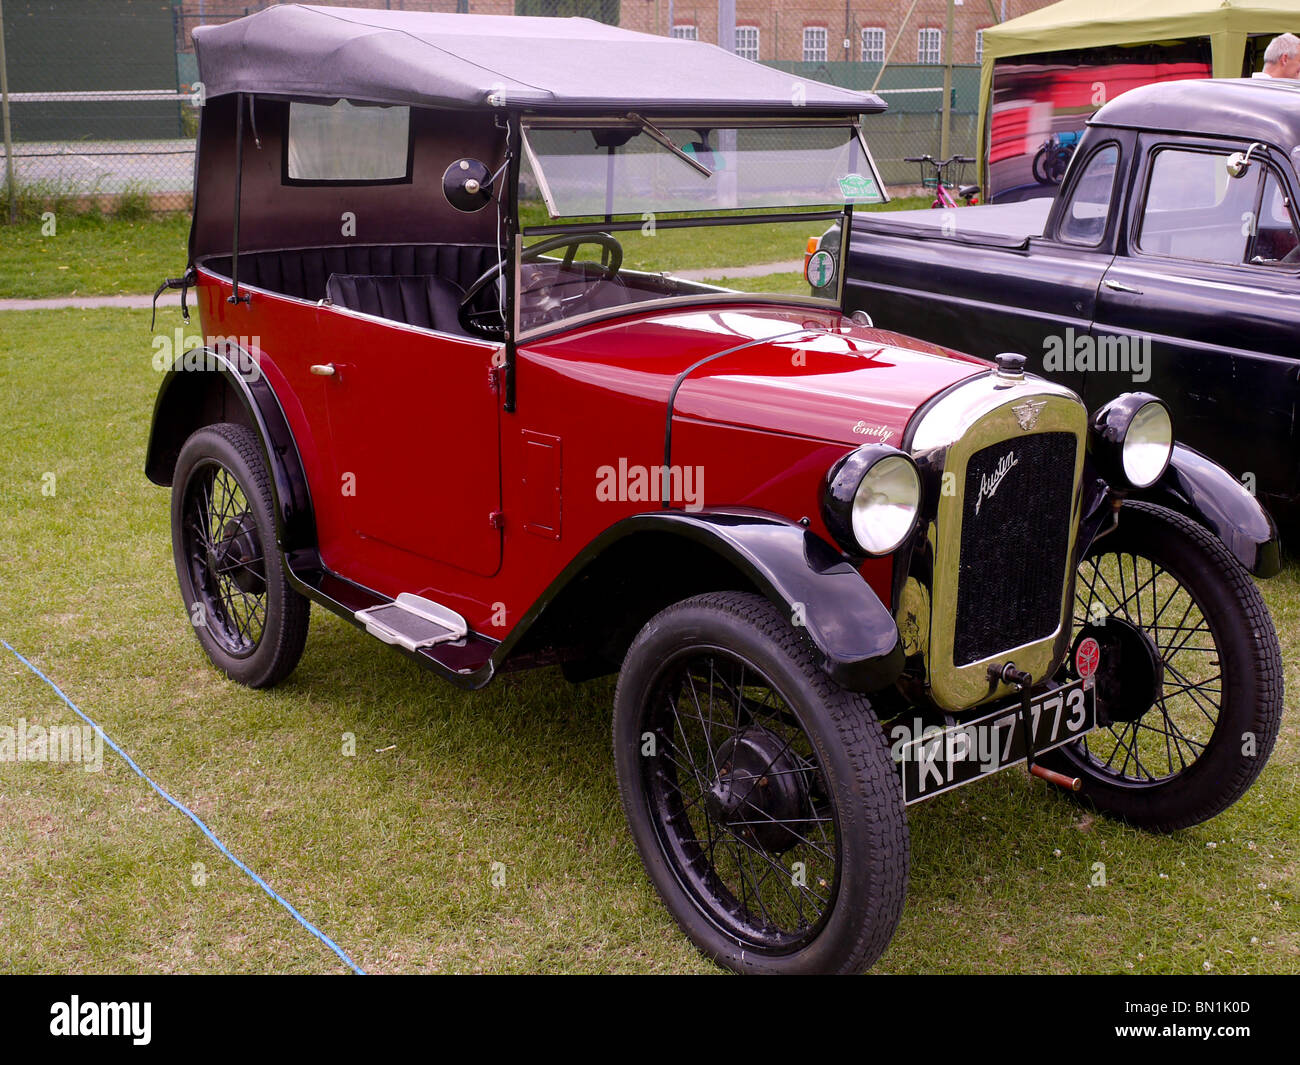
1090, 393, 1173, 489
823, 445, 922, 556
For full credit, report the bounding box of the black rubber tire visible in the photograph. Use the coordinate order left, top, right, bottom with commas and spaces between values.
1032, 148, 1051, 185
1041, 502, 1282, 832
170, 423, 309, 689
613, 591, 909, 975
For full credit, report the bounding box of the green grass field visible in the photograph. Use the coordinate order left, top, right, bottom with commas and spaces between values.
1, 306, 1296, 974
0, 200, 931, 301
0, 213, 192, 300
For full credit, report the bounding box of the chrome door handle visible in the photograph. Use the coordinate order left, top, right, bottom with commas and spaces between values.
309, 363, 336, 376
1102, 279, 1143, 295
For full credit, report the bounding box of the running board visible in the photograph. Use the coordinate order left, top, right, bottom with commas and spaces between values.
285, 556, 497, 688
355, 593, 468, 652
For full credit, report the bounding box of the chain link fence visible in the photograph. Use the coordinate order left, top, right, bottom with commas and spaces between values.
768, 61, 981, 190
1, 0, 977, 221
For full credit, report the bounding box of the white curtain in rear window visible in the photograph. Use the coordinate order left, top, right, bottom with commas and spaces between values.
287, 100, 410, 182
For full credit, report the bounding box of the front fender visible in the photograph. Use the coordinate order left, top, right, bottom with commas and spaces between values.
506, 509, 904, 693
1132, 444, 1281, 577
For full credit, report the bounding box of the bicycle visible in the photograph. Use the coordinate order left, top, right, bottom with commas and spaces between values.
905, 154, 980, 207
1032, 130, 1081, 186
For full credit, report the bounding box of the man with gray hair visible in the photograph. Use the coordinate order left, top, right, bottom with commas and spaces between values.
1254, 33, 1300, 79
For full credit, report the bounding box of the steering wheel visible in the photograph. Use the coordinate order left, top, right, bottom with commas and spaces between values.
458, 232, 624, 338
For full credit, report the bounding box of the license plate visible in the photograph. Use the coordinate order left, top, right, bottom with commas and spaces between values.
896, 680, 1095, 804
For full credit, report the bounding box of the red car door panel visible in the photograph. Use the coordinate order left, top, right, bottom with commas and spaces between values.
315, 307, 503, 579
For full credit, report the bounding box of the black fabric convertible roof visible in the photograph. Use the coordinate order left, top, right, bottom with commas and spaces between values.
193, 4, 885, 114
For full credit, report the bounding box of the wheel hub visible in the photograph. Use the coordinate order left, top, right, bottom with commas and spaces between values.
1074, 618, 1164, 724
703, 726, 811, 853
207, 511, 264, 594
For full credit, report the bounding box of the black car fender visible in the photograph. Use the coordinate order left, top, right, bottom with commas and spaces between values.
144, 345, 317, 556
1127, 444, 1281, 577
501, 509, 905, 693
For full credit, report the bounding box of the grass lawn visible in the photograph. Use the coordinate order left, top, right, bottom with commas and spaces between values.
1, 307, 1296, 974
0, 213, 192, 300
0, 199, 932, 301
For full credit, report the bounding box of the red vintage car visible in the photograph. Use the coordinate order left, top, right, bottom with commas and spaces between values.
147, 6, 1283, 975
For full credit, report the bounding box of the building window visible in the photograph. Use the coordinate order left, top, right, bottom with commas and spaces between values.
671, 24, 697, 41
735, 25, 759, 60
803, 26, 828, 63
917, 27, 942, 64
860, 27, 885, 63
975, 29, 985, 64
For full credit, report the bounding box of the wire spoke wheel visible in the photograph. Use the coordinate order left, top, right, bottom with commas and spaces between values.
614, 592, 908, 974
1041, 502, 1282, 832
170, 423, 309, 689
182, 461, 269, 657
644, 648, 840, 952
1071, 548, 1219, 785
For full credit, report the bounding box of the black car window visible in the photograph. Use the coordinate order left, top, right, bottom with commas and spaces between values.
1248, 168, 1300, 267
1058, 144, 1118, 246
1137, 148, 1260, 264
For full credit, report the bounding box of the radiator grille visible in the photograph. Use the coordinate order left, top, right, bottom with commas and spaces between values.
953, 432, 1075, 667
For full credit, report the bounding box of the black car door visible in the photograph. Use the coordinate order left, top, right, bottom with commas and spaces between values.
1089, 136, 1300, 506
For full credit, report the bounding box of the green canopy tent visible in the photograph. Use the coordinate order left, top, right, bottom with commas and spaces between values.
976, 0, 1300, 191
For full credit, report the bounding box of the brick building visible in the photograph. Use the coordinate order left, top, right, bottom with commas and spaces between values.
178, 2, 1057, 67
621, 2, 1051, 66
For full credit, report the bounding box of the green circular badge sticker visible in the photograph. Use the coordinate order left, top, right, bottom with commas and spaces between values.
806, 249, 836, 289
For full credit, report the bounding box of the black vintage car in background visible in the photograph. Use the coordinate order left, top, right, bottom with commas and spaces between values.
819, 79, 1300, 526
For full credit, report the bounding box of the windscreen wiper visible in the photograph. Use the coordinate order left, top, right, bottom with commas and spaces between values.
626, 112, 712, 178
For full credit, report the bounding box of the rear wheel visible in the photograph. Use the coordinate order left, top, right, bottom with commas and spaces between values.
1042, 502, 1282, 831
1032, 147, 1052, 184
171, 423, 309, 688
613, 591, 908, 974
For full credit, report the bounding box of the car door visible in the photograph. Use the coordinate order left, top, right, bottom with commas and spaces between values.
313, 306, 505, 579
1089, 136, 1300, 501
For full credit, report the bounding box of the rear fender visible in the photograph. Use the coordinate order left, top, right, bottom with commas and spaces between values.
144, 345, 316, 555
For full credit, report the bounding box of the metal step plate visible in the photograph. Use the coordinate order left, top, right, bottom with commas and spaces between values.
354, 593, 468, 653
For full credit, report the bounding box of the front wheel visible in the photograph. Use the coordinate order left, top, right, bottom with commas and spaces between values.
1041, 502, 1282, 832
613, 591, 909, 974
170, 422, 310, 689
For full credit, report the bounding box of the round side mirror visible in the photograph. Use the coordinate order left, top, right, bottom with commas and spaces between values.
1226, 142, 1265, 180
443, 158, 494, 212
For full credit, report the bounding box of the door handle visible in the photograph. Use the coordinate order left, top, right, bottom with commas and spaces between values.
1102, 279, 1143, 295
310, 363, 336, 376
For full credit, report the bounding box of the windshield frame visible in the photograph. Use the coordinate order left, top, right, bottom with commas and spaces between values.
520, 113, 883, 219
511, 114, 880, 342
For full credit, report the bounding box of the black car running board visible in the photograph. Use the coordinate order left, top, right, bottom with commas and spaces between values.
285, 559, 497, 688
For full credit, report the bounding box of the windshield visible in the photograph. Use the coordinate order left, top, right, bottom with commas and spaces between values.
504, 121, 883, 337
521, 121, 883, 217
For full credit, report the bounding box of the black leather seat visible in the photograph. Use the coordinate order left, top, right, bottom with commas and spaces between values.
326, 273, 466, 334
203, 244, 497, 303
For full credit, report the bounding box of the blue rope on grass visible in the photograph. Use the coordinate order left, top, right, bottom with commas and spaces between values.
2, 638, 367, 976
